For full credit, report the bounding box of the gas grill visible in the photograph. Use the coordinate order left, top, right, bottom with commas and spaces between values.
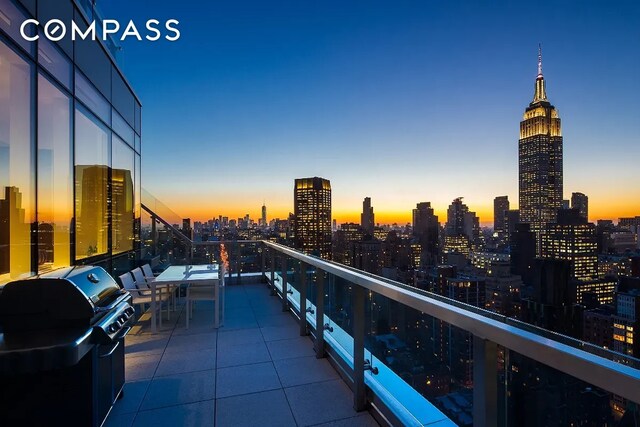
0, 266, 135, 427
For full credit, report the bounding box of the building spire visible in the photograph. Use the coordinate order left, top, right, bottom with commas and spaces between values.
537, 43, 543, 78
533, 43, 547, 103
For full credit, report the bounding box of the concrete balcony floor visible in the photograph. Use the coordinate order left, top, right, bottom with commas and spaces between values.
105, 281, 379, 427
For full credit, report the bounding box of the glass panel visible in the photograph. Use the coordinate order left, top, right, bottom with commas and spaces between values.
112, 108, 134, 148
75, 106, 109, 260
75, 70, 110, 124
0, 39, 34, 285
135, 102, 141, 135
0, 0, 35, 55
135, 133, 141, 153
134, 153, 141, 250
505, 349, 626, 426
37, 36, 72, 90
37, 74, 72, 273
134, 154, 141, 219
112, 136, 134, 255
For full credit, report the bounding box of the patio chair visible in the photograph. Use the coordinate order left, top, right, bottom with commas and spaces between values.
132, 267, 176, 314
118, 272, 169, 327
185, 273, 225, 329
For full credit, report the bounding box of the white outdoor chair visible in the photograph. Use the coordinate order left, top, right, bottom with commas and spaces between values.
185, 271, 225, 329
119, 272, 168, 327
133, 266, 176, 314
141, 264, 158, 279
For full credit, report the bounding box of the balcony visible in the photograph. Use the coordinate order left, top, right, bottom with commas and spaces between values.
107, 220, 640, 426
107, 275, 379, 427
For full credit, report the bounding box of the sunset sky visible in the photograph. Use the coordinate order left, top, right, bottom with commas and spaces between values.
103, 1, 640, 226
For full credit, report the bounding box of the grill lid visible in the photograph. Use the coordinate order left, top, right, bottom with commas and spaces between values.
0, 266, 123, 332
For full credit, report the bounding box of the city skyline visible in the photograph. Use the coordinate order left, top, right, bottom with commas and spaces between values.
102, 1, 640, 226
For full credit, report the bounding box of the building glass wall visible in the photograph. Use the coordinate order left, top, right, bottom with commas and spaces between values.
75, 106, 110, 260
37, 73, 72, 272
0, 37, 35, 284
0, 0, 142, 285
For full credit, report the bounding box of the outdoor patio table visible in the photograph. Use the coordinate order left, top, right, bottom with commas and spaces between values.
151, 264, 223, 333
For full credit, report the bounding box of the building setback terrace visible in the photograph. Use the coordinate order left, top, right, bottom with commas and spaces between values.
106, 277, 379, 427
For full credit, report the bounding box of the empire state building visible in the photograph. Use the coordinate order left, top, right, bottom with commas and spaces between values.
518, 46, 563, 252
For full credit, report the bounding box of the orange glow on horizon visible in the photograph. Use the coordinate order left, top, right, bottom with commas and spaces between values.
169, 202, 639, 227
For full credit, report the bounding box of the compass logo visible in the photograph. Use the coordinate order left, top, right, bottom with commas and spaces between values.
20, 19, 180, 42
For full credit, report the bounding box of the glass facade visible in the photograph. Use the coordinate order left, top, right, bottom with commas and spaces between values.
37, 73, 72, 272
0, 36, 35, 283
0, 0, 142, 285
75, 106, 110, 260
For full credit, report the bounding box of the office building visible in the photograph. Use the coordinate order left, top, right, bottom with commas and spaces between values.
332, 223, 363, 267
412, 202, 439, 266
294, 177, 332, 259
494, 196, 510, 233
571, 192, 589, 222
444, 198, 479, 253
261, 203, 267, 227
0, 0, 142, 285
518, 47, 563, 251
505, 209, 520, 239
541, 209, 598, 281
613, 289, 639, 358
361, 197, 374, 236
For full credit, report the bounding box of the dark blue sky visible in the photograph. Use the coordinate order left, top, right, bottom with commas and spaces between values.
103, 0, 640, 223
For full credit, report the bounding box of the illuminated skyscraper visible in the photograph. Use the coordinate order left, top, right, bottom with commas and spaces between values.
444, 198, 479, 253
541, 209, 598, 281
361, 197, 374, 236
261, 203, 267, 227
519, 46, 563, 252
412, 202, 439, 266
493, 196, 509, 233
294, 177, 332, 259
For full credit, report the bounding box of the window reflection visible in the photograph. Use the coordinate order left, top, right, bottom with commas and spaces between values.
0, 0, 36, 55
37, 74, 72, 272
75, 70, 110, 125
0, 40, 34, 285
75, 106, 110, 260
38, 36, 72, 90
112, 136, 134, 255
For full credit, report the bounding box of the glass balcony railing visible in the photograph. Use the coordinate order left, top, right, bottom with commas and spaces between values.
139, 201, 640, 426
262, 241, 640, 426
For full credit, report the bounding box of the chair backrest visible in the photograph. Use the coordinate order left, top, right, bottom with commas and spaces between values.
141, 264, 155, 278
119, 272, 136, 291
131, 268, 151, 295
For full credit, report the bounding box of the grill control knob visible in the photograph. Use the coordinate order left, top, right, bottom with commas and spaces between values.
119, 315, 127, 323
108, 324, 118, 333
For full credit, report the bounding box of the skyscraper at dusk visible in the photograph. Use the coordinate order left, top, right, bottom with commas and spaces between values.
294, 177, 332, 259
494, 196, 510, 233
519, 47, 563, 252
412, 202, 439, 266
571, 192, 589, 222
361, 197, 374, 236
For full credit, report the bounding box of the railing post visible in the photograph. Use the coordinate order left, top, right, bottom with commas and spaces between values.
281, 256, 289, 312
299, 261, 308, 336
151, 215, 157, 256
270, 249, 276, 295
473, 335, 498, 427
235, 241, 240, 283
352, 285, 366, 411
260, 244, 266, 283
315, 270, 325, 358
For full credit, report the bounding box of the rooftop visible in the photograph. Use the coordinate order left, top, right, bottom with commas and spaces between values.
106, 278, 378, 427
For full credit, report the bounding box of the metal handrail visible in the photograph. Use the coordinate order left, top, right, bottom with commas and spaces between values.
263, 240, 640, 406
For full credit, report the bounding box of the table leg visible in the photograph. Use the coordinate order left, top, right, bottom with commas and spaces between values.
151, 282, 157, 333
